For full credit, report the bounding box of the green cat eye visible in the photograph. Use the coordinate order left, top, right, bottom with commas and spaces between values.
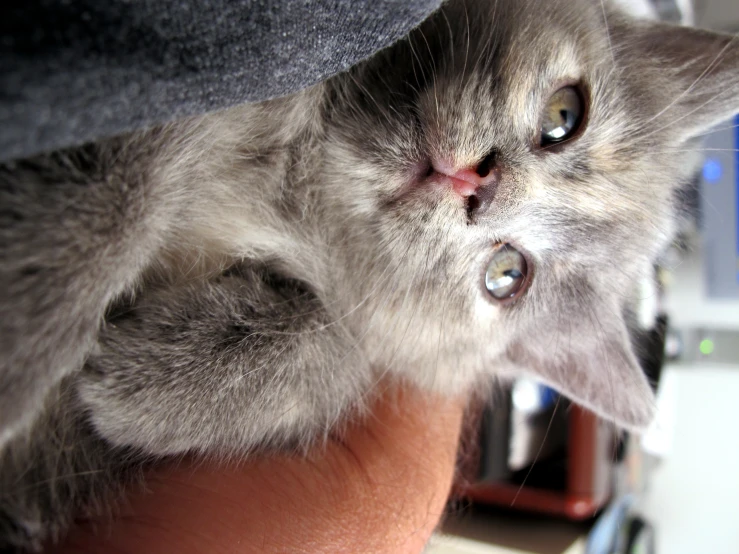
540, 86, 583, 146
485, 244, 529, 301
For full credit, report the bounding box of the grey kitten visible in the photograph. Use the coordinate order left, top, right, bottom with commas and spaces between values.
2, 0, 739, 549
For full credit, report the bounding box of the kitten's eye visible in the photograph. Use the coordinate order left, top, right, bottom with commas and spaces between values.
485, 244, 529, 301
540, 86, 583, 146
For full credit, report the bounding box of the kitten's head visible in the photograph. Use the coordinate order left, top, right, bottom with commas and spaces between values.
323, 0, 739, 429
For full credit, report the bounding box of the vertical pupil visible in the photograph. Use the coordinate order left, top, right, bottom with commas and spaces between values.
540, 86, 583, 144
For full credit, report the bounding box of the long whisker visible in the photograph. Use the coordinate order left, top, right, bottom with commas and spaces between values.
600, 0, 615, 65
511, 397, 562, 506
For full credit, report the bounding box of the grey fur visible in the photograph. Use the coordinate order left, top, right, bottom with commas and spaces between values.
2, 0, 739, 550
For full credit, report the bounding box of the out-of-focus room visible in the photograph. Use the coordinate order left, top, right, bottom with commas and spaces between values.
430, 1, 739, 553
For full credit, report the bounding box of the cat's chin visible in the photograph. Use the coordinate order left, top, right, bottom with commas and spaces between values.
389, 364, 493, 398
371, 343, 506, 400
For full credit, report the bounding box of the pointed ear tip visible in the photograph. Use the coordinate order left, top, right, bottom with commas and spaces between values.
614, 395, 657, 433
582, 376, 657, 431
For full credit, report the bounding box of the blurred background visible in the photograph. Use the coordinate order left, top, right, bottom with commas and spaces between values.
430, 1, 739, 553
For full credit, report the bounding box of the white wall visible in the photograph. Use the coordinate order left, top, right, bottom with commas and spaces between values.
640, 364, 739, 554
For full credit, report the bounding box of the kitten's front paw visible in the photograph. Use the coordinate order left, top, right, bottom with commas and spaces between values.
80, 266, 371, 456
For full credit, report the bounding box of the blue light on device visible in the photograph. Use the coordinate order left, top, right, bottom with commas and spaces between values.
700, 113, 739, 298
702, 158, 722, 183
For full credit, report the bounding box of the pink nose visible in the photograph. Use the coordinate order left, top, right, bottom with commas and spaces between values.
442, 168, 488, 196
430, 156, 499, 216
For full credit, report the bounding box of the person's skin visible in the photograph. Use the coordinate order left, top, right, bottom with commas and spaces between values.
56, 384, 467, 554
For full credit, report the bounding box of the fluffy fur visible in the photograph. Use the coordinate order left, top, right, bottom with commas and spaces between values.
2, 0, 739, 549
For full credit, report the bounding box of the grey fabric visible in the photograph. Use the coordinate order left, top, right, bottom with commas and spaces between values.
0, 0, 441, 162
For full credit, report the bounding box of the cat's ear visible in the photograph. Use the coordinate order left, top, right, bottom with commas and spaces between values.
505, 307, 655, 431
613, 20, 739, 140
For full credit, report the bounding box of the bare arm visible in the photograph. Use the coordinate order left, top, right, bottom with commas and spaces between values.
56, 384, 466, 554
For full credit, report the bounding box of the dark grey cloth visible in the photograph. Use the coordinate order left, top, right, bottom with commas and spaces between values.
1, 0, 441, 162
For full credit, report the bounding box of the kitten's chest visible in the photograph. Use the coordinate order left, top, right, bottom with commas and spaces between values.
148, 124, 329, 290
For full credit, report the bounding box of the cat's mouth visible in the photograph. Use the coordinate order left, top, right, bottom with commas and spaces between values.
464, 194, 481, 222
